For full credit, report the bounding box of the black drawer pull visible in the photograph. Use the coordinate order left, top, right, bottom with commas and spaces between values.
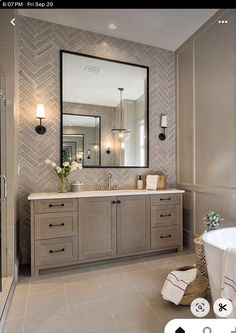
49, 203, 65, 207
160, 198, 171, 201
117, 200, 121, 204
49, 223, 65, 227
160, 214, 171, 218
160, 235, 171, 239
112, 200, 116, 204
49, 248, 65, 253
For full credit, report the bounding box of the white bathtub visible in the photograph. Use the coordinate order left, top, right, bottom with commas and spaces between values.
203, 227, 236, 318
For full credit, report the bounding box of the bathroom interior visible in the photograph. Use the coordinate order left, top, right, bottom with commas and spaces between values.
0, 7, 235, 333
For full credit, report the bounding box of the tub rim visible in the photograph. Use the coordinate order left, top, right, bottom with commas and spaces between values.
203, 226, 236, 250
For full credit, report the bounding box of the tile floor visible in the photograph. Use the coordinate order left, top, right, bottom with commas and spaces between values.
3, 251, 214, 333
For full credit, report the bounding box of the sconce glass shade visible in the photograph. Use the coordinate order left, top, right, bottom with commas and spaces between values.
35, 104, 46, 135
36, 104, 45, 119
160, 115, 167, 128
111, 87, 131, 142
106, 142, 111, 154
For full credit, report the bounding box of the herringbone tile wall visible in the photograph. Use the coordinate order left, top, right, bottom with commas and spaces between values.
18, 16, 176, 264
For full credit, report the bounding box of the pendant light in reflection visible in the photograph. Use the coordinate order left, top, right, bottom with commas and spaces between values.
111, 88, 131, 142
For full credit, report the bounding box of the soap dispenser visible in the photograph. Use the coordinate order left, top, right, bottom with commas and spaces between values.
137, 175, 144, 190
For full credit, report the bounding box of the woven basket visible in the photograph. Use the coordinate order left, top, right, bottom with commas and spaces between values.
179, 274, 209, 305
177, 265, 209, 306
194, 236, 208, 278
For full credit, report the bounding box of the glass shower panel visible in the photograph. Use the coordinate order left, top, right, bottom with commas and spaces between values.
0, 67, 7, 292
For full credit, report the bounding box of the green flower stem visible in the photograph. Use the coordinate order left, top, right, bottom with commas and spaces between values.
57, 171, 67, 193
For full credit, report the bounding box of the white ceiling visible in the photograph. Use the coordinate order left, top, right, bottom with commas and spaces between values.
19, 9, 218, 51
63, 52, 147, 105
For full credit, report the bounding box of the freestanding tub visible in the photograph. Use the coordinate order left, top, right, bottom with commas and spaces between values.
203, 227, 236, 318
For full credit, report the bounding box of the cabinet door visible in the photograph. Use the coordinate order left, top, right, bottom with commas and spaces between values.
79, 197, 116, 260
117, 195, 150, 254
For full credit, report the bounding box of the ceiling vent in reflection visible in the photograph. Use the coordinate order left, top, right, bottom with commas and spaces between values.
84, 65, 103, 74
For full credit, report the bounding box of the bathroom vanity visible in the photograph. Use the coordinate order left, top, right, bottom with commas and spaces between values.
28, 189, 184, 276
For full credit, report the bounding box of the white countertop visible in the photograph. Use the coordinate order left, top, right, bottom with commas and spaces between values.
28, 188, 185, 200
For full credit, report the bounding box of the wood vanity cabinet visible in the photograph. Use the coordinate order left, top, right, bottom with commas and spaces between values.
116, 195, 150, 254
30, 191, 183, 276
150, 194, 183, 251
79, 195, 150, 260
79, 197, 117, 260
31, 198, 78, 277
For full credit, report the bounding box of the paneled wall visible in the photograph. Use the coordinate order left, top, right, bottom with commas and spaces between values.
18, 16, 176, 264
176, 9, 236, 248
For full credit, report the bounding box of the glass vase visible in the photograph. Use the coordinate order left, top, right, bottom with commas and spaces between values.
58, 177, 67, 193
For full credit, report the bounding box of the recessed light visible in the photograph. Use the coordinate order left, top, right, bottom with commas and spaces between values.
102, 41, 108, 47
108, 23, 117, 30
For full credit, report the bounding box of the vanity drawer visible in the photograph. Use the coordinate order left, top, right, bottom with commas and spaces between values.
35, 237, 78, 267
35, 199, 77, 213
35, 212, 78, 240
151, 226, 180, 250
151, 194, 180, 206
151, 205, 179, 227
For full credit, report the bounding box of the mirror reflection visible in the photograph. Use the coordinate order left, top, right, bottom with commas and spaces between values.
61, 51, 149, 167
63, 114, 101, 166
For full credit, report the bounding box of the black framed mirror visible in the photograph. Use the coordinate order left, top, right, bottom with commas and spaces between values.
61, 50, 149, 168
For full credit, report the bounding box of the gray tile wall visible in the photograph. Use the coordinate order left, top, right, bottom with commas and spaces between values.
19, 16, 176, 264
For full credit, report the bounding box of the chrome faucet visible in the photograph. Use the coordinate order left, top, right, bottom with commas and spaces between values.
108, 172, 112, 190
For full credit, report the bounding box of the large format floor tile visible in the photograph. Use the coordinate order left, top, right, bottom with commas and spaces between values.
126, 268, 163, 291
95, 267, 129, 287
24, 313, 71, 333
102, 280, 146, 314
114, 304, 164, 333
3, 318, 24, 333
26, 293, 67, 318
4, 251, 210, 333
70, 299, 119, 333
65, 278, 104, 307
63, 267, 96, 283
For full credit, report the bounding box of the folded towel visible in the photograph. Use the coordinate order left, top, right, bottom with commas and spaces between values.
221, 247, 236, 318
146, 175, 158, 190
161, 268, 197, 305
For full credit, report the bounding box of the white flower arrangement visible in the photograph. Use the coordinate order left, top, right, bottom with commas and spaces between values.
45, 159, 82, 192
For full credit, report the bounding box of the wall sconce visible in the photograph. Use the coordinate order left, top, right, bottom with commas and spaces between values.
35, 104, 46, 135
159, 115, 167, 141
77, 152, 83, 162
106, 142, 112, 154
87, 149, 91, 159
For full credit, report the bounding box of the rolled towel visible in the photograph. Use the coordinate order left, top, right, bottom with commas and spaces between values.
146, 175, 158, 190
